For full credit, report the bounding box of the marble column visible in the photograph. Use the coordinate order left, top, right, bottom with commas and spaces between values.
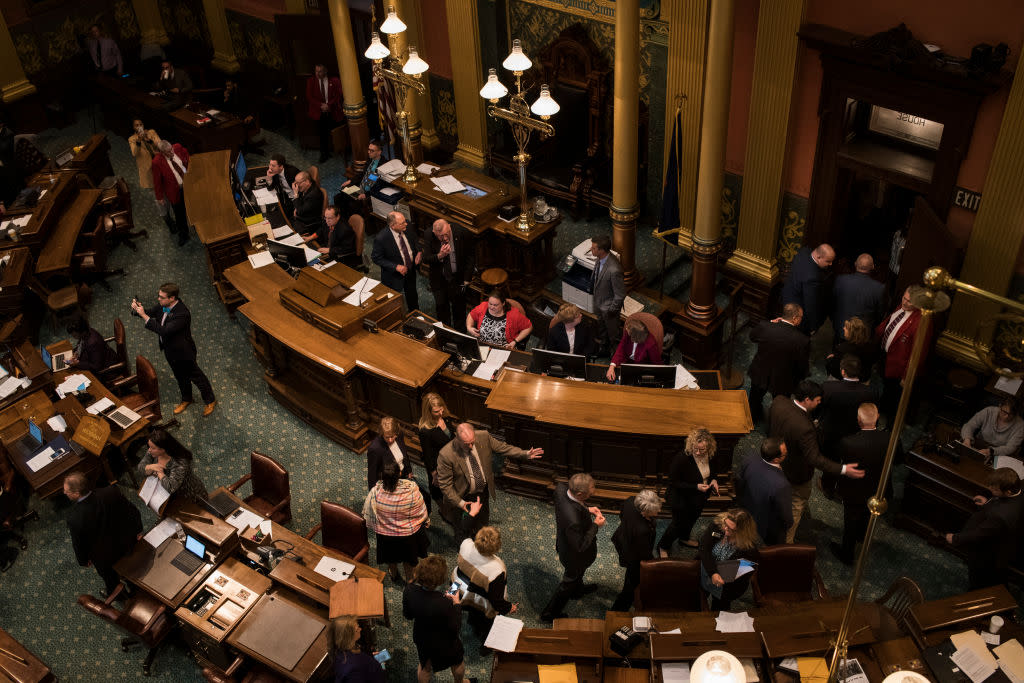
0, 17, 35, 103
327, 0, 370, 174
388, 0, 423, 163
446, 0, 488, 169
727, 0, 804, 316
686, 0, 735, 320
130, 0, 170, 46
610, 0, 641, 287
200, 0, 240, 73
937, 66, 1024, 370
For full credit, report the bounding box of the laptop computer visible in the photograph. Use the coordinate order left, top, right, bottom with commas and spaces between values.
170, 534, 207, 575
942, 439, 988, 463
13, 420, 43, 459
202, 492, 239, 518
87, 397, 143, 430
40, 346, 73, 372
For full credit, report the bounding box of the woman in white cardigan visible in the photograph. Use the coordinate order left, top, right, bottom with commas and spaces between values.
453, 526, 517, 637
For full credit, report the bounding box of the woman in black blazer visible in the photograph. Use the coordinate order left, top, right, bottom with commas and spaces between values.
611, 489, 662, 611
658, 428, 719, 554
417, 393, 457, 501
545, 303, 597, 357
698, 509, 760, 610
402, 555, 465, 681
366, 416, 413, 490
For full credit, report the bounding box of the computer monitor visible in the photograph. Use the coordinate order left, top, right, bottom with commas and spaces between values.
619, 363, 676, 389
27, 420, 42, 445
184, 534, 206, 559
531, 348, 587, 379
235, 152, 247, 186
267, 239, 308, 268
40, 346, 52, 368
434, 325, 485, 361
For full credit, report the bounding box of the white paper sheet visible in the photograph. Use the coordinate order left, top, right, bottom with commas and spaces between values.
377, 158, 406, 180
253, 187, 278, 205
342, 277, 380, 305
674, 364, 699, 390
47, 415, 67, 432
715, 611, 755, 633
483, 615, 523, 653
56, 373, 89, 398
86, 397, 115, 415
952, 646, 997, 683
26, 446, 56, 472
379, 186, 400, 196
272, 226, 294, 238
144, 518, 178, 548
138, 475, 170, 514
661, 662, 690, 683
226, 508, 264, 532
416, 163, 439, 175
995, 374, 1023, 395
994, 456, 1024, 479
247, 251, 274, 269
314, 556, 355, 581
471, 349, 511, 380
0, 375, 22, 398
622, 296, 644, 317
279, 233, 306, 247
431, 175, 467, 194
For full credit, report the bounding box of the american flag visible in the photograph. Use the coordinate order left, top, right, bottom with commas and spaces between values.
373, 71, 399, 147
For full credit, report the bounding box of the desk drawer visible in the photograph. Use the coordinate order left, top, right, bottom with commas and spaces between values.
182, 623, 235, 670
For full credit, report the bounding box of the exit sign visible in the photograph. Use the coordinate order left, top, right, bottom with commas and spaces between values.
953, 187, 981, 212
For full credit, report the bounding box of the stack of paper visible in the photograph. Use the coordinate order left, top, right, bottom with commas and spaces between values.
26, 446, 58, 472
417, 162, 439, 175
226, 508, 264, 532
951, 630, 999, 683
431, 175, 466, 194
314, 556, 355, 581
86, 397, 115, 415
277, 233, 305, 246
483, 615, 523, 652
0, 214, 32, 232
56, 373, 90, 398
247, 251, 274, 269
674, 364, 699, 390
143, 518, 178, 547
622, 296, 644, 316
661, 662, 690, 683
377, 159, 406, 181
252, 187, 278, 205
471, 349, 511, 380
995, 639, 1024, 683
138, 475, 171, 514
715, 611, 755, 633
0, 375, 27, 398
272, 226, 294, 238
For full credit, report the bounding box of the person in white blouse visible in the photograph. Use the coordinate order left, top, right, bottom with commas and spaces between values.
546, 303, 597, 357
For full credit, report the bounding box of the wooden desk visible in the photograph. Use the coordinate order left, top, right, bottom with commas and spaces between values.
392, 167, 559, 299
0, 247, 31, 318
491, 628, 604, 683
57, 370, 150, 452
0, 626, 55, 683
185, 150, 250, 313
226, 592, 330, 682
34, 134, 113, 186
34, 188, 101, 277
909, 585, 1017, 635
2, 341, 53, 414
11, 173, 76, 254
756, 600, 875, 658
115, 534, 216, 609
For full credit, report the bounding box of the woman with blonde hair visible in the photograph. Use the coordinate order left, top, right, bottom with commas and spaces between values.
454, 526, 517, 636
329, 615, 385, 682
546, 302, 596, 356
698, 508, 759, 610
826, 315, 877, 378
658, 428, 718, 554
418, 392, 456, 500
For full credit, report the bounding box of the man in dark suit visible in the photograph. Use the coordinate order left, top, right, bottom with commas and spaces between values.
770, 380, 864, 542
832, 403, 894, 564
946, 468, 1024, 589
734, 438, 793, 545
436, 423, 542, 540
832, 253, 885, 340
64, 472, 142, 595
541, 473, 605, 622
424, 219, 475, 331
610, 489, 660, 611
819, 355, 879, 455
876, 285, 933, 422
305, 63, 342, 162
372, 211, 422, 311
156, 59, 193, 108
781, 243, 834, 334
747, 303, 810, 422
590, 235, 625, 353
290, 171, 322, 236
265, 154, 299, 216
131, 282, 216, 416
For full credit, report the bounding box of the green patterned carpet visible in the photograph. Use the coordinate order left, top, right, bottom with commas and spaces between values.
0, 113, 996, 681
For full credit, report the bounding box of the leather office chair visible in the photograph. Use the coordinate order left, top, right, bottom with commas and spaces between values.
98, 318, 130, 385
73, 218, 126, 290
634, 558, 708, 612
113, 355, 162, 422
78, 583, 174, 676
624, 311, 666, 361
874, 576, 925, 643
305, 501, 369, 563
751, 544, 829, 607
227, 451, 292, 525
101, 179, 148, 251
27, 278, 83, 334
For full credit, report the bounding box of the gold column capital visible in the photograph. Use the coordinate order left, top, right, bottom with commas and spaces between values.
724, 249, 780, 285
131, 0, 170, 46
201, 0, 240, 73
609, 203, 641, 224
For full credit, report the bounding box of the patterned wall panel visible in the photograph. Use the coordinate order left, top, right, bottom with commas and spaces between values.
428, 74, 459, 151
776, 191, 809, 265
721, 171, 741, 252
159, 0, 210, 44
226, 10, 281, 71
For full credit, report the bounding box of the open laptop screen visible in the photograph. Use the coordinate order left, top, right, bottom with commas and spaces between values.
184, 534, 206, 559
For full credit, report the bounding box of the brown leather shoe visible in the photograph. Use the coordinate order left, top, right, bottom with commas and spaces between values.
173, 401, 193, 415
203, 401, 217, 417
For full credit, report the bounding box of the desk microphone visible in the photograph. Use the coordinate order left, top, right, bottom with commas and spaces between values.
356, 277, 371, 308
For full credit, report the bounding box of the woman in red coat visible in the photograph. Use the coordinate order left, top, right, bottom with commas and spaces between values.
466, 289, 533, 349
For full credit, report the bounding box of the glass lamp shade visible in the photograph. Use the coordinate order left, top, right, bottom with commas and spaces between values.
882, 673, 929, 683
502, 38, 533, 72
479, 68, 509, 101
379, 6, 407, 34
690, 651, 745, 683
402, 47, 429, 75
530, 84, 560, 117
364, 32, 390, 60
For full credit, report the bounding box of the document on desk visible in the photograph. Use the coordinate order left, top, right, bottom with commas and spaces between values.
143, 518, 178, 548
379, 186, 401, 196
995, 374, 1023, 395
253, 187, 278, 205
247, 251, 275, 269
0, 375, 23, 398
226, 508, 264, 533
278, 233, 306, 247
341, 185, 361, 196
622, 296, 644, 317
342, 277, 381, 305
26, 446, 56, 472
537, 663, 576, 683
314, 556, 354, 581
995, 456, 1024, 479
271, 226, 294, 239
952, 630, 1000, 672
995, 639, 1024, 683
377, 158, 406, 180
484, 615, 523, 652
472, 349, 510, 380
674, 364, 699, 390
952, 645, 998, 683
56, 373, 90, 398
86, 397, 115, 415
416, 163, 439, 175
715, 611, 755, 633
138, 475, 171, 514
431, 175, 467, 194
661, 662, 690, 683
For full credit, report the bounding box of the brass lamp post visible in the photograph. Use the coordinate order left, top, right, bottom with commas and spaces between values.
364, 6, 427, 184
479, 39, 559, 233
826, 266, 1024, 682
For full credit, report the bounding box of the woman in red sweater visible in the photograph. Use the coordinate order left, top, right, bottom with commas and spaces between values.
466, 289, 533, 350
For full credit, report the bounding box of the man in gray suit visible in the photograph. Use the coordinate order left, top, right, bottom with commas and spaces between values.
590, 235, 625, 353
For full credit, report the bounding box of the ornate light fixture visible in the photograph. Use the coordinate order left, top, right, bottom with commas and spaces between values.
479, 39, 559, 233
363, 6, 428, 184
690, 650, 745, 683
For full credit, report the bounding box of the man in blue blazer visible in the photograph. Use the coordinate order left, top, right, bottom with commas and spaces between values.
832, 253, 885, 340
734, 438, 793, 545
131, 282, 216, 416
781, 243, 834, 334
372, 211, 421, 311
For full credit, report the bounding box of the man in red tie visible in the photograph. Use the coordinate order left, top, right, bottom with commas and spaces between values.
306, 63, 343, 163
372, 211, 421, 311
875, 285, 932, 421
151, 140, 191, 246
